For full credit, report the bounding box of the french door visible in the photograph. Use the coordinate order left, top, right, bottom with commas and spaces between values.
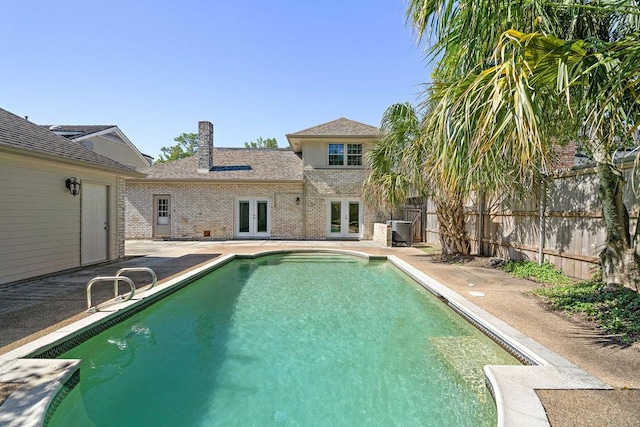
236, 199, 270, 238
328, 199, 362, 238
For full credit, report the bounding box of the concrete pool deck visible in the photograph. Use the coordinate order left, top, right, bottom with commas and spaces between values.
1, 240, 639, 425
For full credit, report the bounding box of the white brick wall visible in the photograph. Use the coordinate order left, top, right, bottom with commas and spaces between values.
302, 168, 379, 239
125, 182, 304, 239
125, 169, 387, 240
373, 223, 392, 246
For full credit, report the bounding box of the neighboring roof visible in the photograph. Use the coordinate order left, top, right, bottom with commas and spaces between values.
41, 124, 151, 167
40, 125, 115, 139
133, 148, 303, 182
287, 118, 378, 137
0, 108, 143, 176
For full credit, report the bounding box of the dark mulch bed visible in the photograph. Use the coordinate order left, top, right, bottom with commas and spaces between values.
0, 382, 23, 406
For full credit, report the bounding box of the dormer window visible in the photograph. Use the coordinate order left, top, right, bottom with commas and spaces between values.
328, 143, 362, 166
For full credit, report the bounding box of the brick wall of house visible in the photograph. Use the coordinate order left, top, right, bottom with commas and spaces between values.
125, 182, 304, 239
303, 168, 381, 239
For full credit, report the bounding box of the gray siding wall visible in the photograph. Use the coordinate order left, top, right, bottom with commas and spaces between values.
0, 153, 122, 284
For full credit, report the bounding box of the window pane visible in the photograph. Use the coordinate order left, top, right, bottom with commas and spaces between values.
348, 202, 359, 233
328, 144, 344, 166
257, 201, 268, 233
347, 144, 362, 166
330, 201, 341, 233
347, 144, 362, 155
157, 198, 169, 225
239, 201, 250, 233
329, 144, 344, 155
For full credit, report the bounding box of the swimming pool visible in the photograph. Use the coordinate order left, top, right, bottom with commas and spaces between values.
46, 253, 519, 426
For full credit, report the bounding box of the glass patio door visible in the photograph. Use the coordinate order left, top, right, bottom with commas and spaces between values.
236, 199, 269, 237
328, 199, 362, 238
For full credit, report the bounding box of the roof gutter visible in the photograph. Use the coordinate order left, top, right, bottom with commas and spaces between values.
285, 134, 377, 140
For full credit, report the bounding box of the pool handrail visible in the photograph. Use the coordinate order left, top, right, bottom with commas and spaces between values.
115, 267, 157, 289
86, 276, 136, 313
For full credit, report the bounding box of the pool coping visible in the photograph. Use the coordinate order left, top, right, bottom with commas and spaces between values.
0, 250, 610, 427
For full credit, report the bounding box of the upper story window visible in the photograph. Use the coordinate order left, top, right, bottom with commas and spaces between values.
328, 143, 362, 166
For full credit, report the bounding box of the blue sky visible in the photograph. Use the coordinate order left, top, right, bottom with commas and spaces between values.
1, 0, 430, 159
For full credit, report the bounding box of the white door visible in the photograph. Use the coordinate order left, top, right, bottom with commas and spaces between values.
153, 195, 171, 238
328, 199, 362, 238
236, 199, 270, 238
81, 183, 108, 264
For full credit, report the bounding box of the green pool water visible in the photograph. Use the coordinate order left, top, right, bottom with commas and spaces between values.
49, 254, 519, 426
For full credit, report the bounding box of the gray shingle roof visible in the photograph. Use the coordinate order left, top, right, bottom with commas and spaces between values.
39, 125, 115, 139
288, 118, 378, 137
137, 148, 303, 181
0, 108, 141, 175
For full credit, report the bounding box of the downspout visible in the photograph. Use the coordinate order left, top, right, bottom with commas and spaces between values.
538, 181, 547, 265
302, 183, 307, 240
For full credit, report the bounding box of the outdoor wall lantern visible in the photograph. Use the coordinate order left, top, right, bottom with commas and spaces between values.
296, 197, 300, 205
65, 177, 81, 196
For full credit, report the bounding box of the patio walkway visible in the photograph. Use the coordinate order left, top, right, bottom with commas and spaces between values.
1, 240, 639, 426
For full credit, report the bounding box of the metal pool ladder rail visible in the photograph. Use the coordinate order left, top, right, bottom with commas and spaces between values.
86, 267, 157, 313
115, 267, 157, 289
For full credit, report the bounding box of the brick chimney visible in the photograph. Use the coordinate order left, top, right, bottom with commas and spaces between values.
197, 121, 214, 173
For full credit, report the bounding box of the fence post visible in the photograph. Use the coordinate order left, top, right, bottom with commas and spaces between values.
477, 192, 484, 256
422, 200, 427, 242
538, 181, 547, 265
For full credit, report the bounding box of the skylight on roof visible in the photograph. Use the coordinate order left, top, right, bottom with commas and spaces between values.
210, 165, 252, 172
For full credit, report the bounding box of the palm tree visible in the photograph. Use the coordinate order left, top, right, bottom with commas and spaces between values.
363, 103, 418, 219
406, 0, 640, 288
364, 103, 471, 254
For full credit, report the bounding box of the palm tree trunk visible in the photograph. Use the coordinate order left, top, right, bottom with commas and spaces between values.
596, 160, 640, 290
435, 189, 471, 255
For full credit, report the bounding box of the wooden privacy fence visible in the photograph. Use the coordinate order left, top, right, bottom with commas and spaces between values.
403, 161, 640, 280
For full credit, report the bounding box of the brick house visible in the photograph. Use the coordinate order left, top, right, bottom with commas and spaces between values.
125, 118, 383, 240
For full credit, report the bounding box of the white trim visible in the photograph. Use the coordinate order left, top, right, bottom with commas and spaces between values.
70, 126, 117, 141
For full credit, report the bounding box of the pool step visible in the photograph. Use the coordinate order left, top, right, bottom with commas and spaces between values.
429, 336, 518, 401
276, 254, 361, 263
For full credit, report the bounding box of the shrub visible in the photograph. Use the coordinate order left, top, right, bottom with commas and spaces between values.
501, 261, 574, 286
501, 261, 640, 344
533, 280, 640, 344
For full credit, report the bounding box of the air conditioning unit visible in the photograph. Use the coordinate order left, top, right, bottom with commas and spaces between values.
386, 220, 412, 247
